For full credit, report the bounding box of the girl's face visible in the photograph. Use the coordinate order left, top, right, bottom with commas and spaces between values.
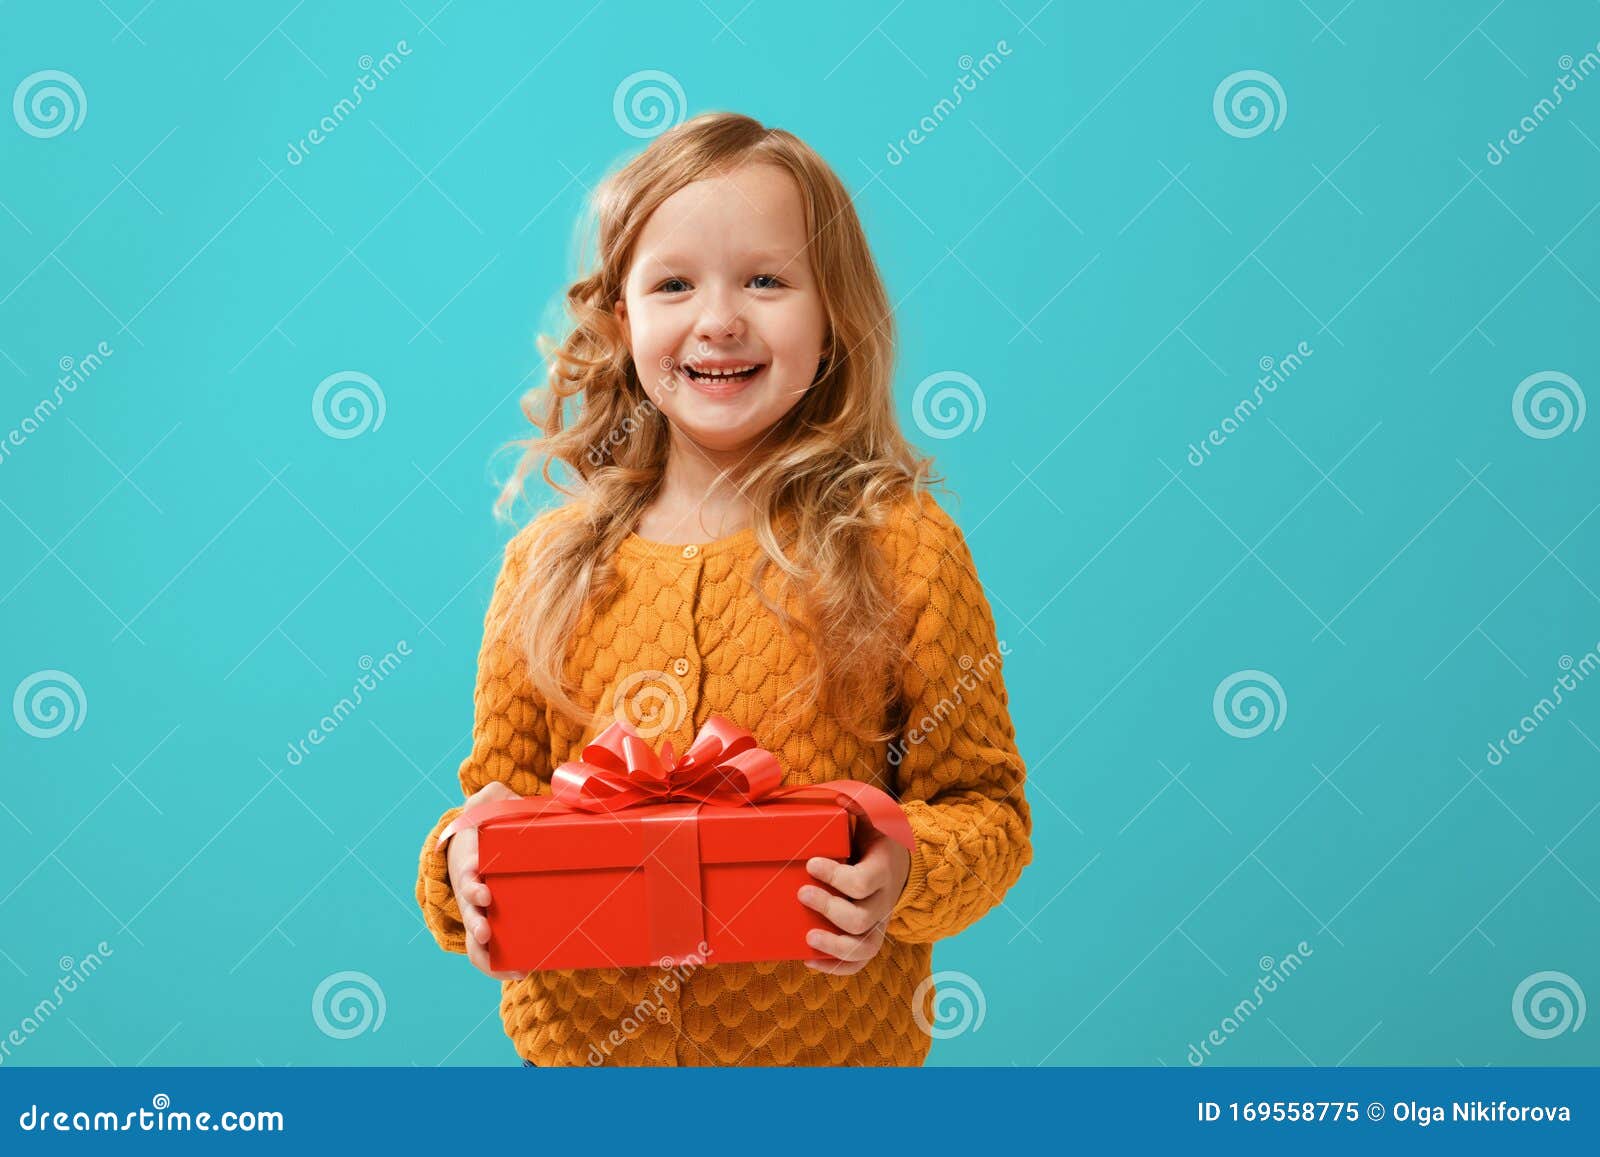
616, 162, 827, 455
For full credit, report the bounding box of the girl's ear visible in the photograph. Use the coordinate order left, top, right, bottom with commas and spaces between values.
614, 297, 629, 343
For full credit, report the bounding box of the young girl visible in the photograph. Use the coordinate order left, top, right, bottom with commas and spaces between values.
415, 111, 1033, 1066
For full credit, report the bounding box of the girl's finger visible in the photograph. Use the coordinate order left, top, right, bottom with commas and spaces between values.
797, 885, 875, 936
852, 841, 891, 893
455, 896, 487, 944
805, 926, 874, 963
452, 867, 480, 906
453, 881, 481, 921
805, 856, 873, 900
466, 931, 524, 980
474, 951, 524, 982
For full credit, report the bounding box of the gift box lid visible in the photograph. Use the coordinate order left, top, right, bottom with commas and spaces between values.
477, 800, 850, 876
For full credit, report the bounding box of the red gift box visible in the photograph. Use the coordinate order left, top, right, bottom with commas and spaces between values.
437, 716, 915, 972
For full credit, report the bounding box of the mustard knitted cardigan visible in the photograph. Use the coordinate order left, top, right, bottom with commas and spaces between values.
415, 491, 1033, 1066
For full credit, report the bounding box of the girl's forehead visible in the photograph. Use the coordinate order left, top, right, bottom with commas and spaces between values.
639, 163, 807, 242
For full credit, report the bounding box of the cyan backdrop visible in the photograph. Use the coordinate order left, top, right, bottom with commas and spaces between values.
2, 0, 1597, 1067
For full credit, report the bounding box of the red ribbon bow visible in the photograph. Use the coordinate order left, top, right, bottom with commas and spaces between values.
437, 714, 914, 852
548, 714, 786, 811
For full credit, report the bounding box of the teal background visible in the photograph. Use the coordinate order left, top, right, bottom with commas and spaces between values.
2, 0, 1598, 1067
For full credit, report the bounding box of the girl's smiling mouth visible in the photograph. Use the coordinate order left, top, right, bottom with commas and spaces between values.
679, 360, 767, 395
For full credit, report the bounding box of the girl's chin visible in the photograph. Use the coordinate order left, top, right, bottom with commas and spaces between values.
676, 420, 770, 453
672, 407, 791, 454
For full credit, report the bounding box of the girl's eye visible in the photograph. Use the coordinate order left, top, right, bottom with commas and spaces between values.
653, 274, 784, 293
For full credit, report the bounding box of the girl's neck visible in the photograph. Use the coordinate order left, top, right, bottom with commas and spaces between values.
643, 438, 757, 542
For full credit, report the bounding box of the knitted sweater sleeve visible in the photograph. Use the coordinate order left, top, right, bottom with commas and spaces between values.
884, 507, 1033, 944
415, 529, 552, 955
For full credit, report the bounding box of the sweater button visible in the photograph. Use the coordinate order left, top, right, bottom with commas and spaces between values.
656, 1007, 672, 1024
681, 544, 700, 559
672, 658, 690, 677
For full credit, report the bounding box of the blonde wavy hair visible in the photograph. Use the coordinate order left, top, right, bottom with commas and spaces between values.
495, 111, 941, 743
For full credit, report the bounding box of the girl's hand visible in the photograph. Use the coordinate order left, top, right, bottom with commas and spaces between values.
796, 817, 913, 975
446, 781, 529, 982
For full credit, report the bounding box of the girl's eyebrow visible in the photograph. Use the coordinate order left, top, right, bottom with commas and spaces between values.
643, 247, 801, 268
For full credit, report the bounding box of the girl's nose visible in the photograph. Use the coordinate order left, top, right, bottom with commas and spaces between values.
695, 288, 745, 342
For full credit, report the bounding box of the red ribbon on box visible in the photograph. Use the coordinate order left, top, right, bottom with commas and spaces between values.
436, 715, 915, 964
